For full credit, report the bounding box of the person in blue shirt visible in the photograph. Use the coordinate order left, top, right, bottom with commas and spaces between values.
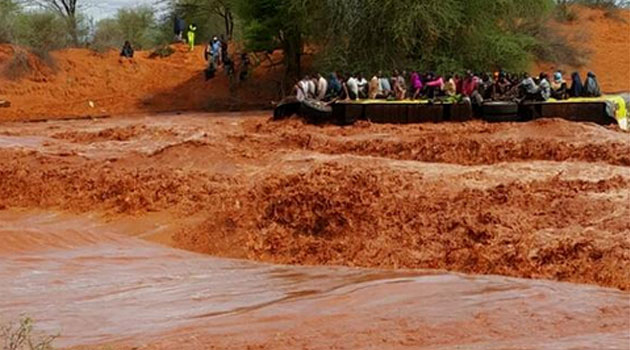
379, 71, 392, 97
327, 72, 342, 99
210, 36, 222, 67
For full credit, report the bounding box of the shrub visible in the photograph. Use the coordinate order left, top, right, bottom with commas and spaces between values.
0, 0, 20, 43
91, 18, 123, 53
1, 317, 58, 350
11, 11, 70, 60
149, 44, 175, 58
2, 50, 32, 80
92, 5, 159, 52
555, 3, 579, 21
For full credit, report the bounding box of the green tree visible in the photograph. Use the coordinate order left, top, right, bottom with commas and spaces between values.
234, 0, 308, 80
173, 0, 235, 39
92, 5, 158, 51
13, 10, 72, 56
305, 0, 559, 74
0, 0, 21, 43
26, 0, 83, 46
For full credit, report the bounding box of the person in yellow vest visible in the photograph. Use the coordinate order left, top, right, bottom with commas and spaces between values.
187, 23, 197, 51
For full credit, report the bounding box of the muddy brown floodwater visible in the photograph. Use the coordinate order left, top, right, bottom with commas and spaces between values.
0, 112, 629, 349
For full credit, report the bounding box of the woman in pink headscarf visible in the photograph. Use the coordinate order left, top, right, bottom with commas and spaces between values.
410, 72, 423, 100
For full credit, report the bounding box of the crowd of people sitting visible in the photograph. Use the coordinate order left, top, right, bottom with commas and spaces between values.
294, 70, 602, 105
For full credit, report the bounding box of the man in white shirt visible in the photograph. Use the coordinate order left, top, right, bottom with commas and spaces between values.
356, 73, 368, 99
296, 76, 310, 102
298, 76, 310, 98
316, 73, 328, 101
307, 76, 316, 99
345, 73, 359, 100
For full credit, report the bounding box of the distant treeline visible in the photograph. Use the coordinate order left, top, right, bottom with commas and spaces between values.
0, 0, 626, 77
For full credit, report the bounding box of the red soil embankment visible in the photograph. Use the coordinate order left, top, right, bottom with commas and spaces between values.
534, 6, 630, 92
0, 43, 281, 121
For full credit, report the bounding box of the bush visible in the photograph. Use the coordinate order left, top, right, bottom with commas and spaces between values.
92, 5, 159, 52
149, 44, 175, 58
2, 50, 32, 80
12, 11, 71, 60
555, 3, 579, 21
91, 18, 123, 53
0, 0, 20, 43
1, 317, 58, 350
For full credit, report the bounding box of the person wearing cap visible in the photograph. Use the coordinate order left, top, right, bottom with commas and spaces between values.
551, 71, 568, 100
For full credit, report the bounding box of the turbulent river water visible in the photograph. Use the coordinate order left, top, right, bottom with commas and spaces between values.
1, 210, 629, 350
0, 113, 629, 349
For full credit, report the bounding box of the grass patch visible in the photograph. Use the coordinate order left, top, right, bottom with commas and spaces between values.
149, 44, 175, 59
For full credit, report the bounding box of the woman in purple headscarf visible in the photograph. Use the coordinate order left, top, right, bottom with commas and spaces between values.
410, 72, 423, 99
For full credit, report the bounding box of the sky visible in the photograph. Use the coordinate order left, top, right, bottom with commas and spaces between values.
84, 0, 163, 21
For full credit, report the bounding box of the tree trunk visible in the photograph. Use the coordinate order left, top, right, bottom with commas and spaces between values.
67, 15, 79, 46
224, 10, 234, 40
283, 31, 302, 85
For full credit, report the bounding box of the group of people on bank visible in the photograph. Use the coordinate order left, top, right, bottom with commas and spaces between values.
294, 70, 602, 104
119, 19, 251, 83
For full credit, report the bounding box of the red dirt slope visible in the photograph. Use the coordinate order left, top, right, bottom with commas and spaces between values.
534, 7, 630, 92
0, 44, 281, 121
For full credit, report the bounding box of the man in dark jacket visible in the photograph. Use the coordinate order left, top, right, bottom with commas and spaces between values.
569, 72, 583, 98
119, 41, 134, 62
174, 17, 186, 42
583, 72, 601, 97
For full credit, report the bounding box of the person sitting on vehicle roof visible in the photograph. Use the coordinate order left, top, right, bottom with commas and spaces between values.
393, 70, 407, 100
298, 75, 310, 99
462, 71, 478, 98
583, 71, 602, 97
494, 71, 512, 97
453, 73, 463, 95
316, 73, 328, 101
307, 76, 317, 99
327, 72, 342, 99
518, 72, 550, 102
356, 73, 369, 99
344, 73, 359, 101
368, 73, 383, 99
410, 71, 423, 99
539, 73, 551, 101
379, 71, 392, 98
425, 73, 444, 99
443, 74, 457, 97
551, 72, 568, 100
519, 73, 539, 102
476, 73, 494, 101
569, 72, 583, 98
